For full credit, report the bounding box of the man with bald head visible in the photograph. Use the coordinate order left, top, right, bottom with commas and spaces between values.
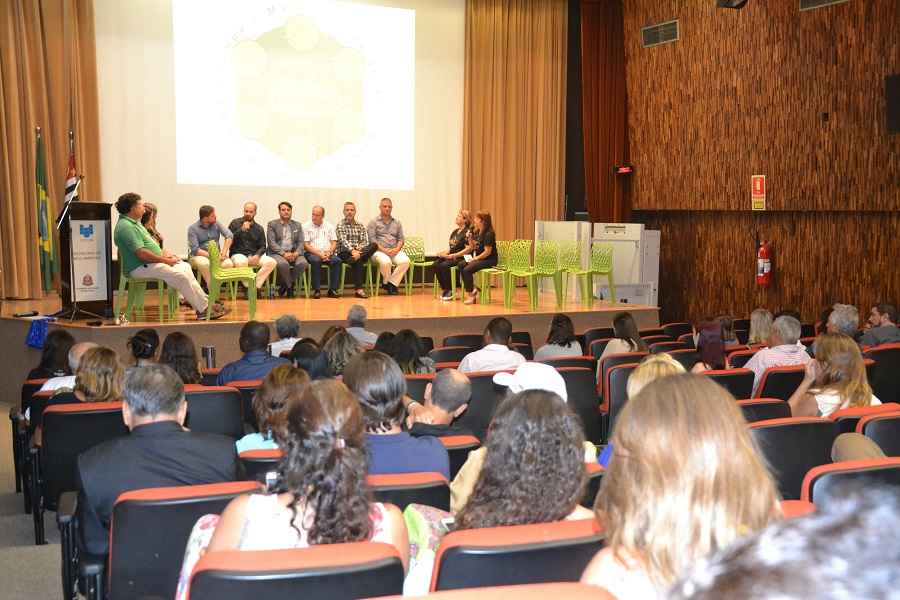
39, 341, 99, 392
228, 202, 277, 292
407, 368, 473, 438
303, 205, 342, 298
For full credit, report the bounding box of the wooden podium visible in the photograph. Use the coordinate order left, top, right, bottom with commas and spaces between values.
55, 201, 113, 319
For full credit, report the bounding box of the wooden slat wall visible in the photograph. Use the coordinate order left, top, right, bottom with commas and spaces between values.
622, 0, 900, 211
637, 210, 900, 323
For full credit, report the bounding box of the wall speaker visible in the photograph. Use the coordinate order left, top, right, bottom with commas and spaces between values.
887, 74, 900, 135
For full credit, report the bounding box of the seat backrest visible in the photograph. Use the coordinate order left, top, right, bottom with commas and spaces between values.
533, 240, 559, 271
800, 323, 816, 338
456, 371, 510, 442
640, 334, 671, 346
184, 385, 244, 438
556, 367, 602, 444
733, 318, 751, 331
41, 402, 129, 510
582, 463, 604, 509
506, 239, 533, 271
588, 338, 613, 360
28, 390, 56, 434
704, 368, 755, 399
510, 331, 533, 347
727, 349, 758, 369
510, 343, 534, 361
801, 458, 900, 504
366, 472, 450, 511
405, 373, 435, 402
200, 368, 220, 386
662, 322, 692, 339
431, 519, 604, 591
735, 329, 750, 345
442, 334, 483, 348
829, 402, 900, 434
738, 399, 791, 423
239, 449, 283, 484
754, 365, 807, 400
676, 333, 696, 349
110, 481, 260, 600
649, 341, 689, 354
639, 328, 665, 337
188, 542, 404, 600
864, 343, 900, 404
583, 327, 613, 350
668, 349, 700, 371
858, 411, 900, 456
599, 352, 648, 402
434, 361, 461, 371
607, 364, 639, 435
429, 346, 475, 364
537, 356, 597, 371
405, 236, 426, 261
590, 243, 613, 273
420, 337, 435, 355
21, 378, 47, 419
439, 435, 481, 481
750, 418, 837, 500
223, 380, 264, 425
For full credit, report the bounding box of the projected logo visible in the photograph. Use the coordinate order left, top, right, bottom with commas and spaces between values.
230, 17, 365, 169
79, 224, 94, 239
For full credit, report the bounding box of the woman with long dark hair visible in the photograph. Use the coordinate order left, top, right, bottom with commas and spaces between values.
434, 209, 474, 301
140, 201, 164, 247
692, 321, 727, 372
126, 328, 160, 367
389, 329, 435, 374
175, 380, 409, 600
158, 332, 202, 384
28, 329, 75, 379
461, 211, 498, 305
289, 341, 332, 380
534, 313, 583, 360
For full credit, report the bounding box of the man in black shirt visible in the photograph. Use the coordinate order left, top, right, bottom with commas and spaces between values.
228, 202, 277, 294
408, 368, 473, 438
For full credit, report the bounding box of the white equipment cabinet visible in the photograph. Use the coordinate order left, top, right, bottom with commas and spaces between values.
591, 223, 660, 307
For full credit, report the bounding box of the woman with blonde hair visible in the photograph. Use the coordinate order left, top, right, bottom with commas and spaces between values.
787, 332, 880, 418
747, 308, 773, 346
582, 374, 780, 597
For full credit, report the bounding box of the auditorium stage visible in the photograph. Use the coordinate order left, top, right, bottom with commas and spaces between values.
0, 288, 659, 407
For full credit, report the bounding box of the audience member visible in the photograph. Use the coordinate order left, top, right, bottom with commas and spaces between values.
534, 313, 583, 361
28, 329, 75, 379
826, 303, 860, 339
368, 197, 409, 295
434, 209, 473, 301
126, 328, 159, 367
77, 365, 238, 555
717, 315, 740, 346
816, 305, 834, 337
774, 308, 802, 322
373, 331, 395, 354
159, 332, 202, 385
269, 315, 301, 357
343, 352, 449, 478
407, 369, 472, 438
389, 329, 435, 374
235, 365, 311, 453
174, 379, 409, 600
323, 329, 363, 376
302, 205, 342, 298
39, 341, 98, 392
668, 487, 900, 600
346, 304, 378, 346
319, 325, 344, 348
581, 374, 779, 597
187, 204, 234, 287
788, 332, 880, 418
216, 321, 290, 385
458, 317, 525, 373
266, 201, 309, 298
597, 353, 686, 467
289, 341, 332, 380
747, 308, 773, 346
598, 312, 649, 363
692, 321, 727, 372
335, 201, 377, 299
860, 303, 900, 347
227, 202, 277, 292
745, 315, 812, 395
461, 211, 498, 305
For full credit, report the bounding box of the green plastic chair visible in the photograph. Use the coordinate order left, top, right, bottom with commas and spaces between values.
570, 243, 616, 305
501, 239, 536, 309
207, 241, 255, 319
340, 260, 375, 296
530, 240, 565, 309
404, 236, 435, 295
558, 241, 586, 305
116, 271, 179, 322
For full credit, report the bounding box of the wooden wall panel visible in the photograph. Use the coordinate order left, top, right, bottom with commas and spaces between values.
622, 0, 900, 211
637, 210, 900, 324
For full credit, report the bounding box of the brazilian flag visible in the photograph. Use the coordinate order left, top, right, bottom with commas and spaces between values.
36, 130, 57, 291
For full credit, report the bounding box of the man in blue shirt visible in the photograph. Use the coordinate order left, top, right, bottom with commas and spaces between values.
188, 205, 234, 288
217, 321, 290, 385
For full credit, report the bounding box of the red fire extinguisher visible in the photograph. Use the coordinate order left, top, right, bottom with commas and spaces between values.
757, 240, 773, 286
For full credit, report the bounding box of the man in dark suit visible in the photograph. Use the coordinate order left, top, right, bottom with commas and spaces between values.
76, 365, 238, 555
266, 201, 308, 297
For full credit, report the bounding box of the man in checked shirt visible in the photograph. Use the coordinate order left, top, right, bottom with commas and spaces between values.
336, 202, 378, 299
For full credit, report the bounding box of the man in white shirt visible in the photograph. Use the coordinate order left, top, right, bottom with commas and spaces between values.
269, 314, 301, 357
745, 315, 812, 396
458, 317, 526, 373
39, 342, 98, 391
303, 205, 342, 298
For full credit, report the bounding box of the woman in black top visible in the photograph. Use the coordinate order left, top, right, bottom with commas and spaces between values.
434, 209, 473, 300
28, 329, 75, 380
463, 211, 498, 305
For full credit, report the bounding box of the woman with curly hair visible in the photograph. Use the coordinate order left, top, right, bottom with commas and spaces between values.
235, 364, 311, 453
158, 332, 202, 384
175, 379, 409, 600
581, 374, 780, 597
323, 329, 363, 376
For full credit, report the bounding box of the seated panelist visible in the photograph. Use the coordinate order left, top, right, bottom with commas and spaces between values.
188, 205, 234, 287
228, 201, 277, 291
266, 201, 309, 298
302, 205, 342, 299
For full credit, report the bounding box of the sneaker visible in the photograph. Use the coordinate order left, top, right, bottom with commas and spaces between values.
387, 283, 399, 295
313, 290, 321, 299
355, 289, 368, 299
327, 289, 340, 298
440, 291, 453, 301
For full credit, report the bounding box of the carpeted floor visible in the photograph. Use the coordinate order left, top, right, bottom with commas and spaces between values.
0, 400, 62, 599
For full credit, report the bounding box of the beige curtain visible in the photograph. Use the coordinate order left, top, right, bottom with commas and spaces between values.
0, 0, 102, 299
462, 0, 568, 241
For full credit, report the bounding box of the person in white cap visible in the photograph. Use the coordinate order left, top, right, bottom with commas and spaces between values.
449, 362, 597, 513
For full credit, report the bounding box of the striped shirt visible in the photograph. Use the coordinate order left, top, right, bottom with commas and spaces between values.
302, 221, 337, 253
745, 344, 812, 396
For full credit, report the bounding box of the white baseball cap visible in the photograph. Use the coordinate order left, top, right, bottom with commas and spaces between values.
493, 362, 568, 401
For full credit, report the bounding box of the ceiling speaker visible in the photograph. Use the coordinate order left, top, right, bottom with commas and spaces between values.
717, 0, 749, 8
